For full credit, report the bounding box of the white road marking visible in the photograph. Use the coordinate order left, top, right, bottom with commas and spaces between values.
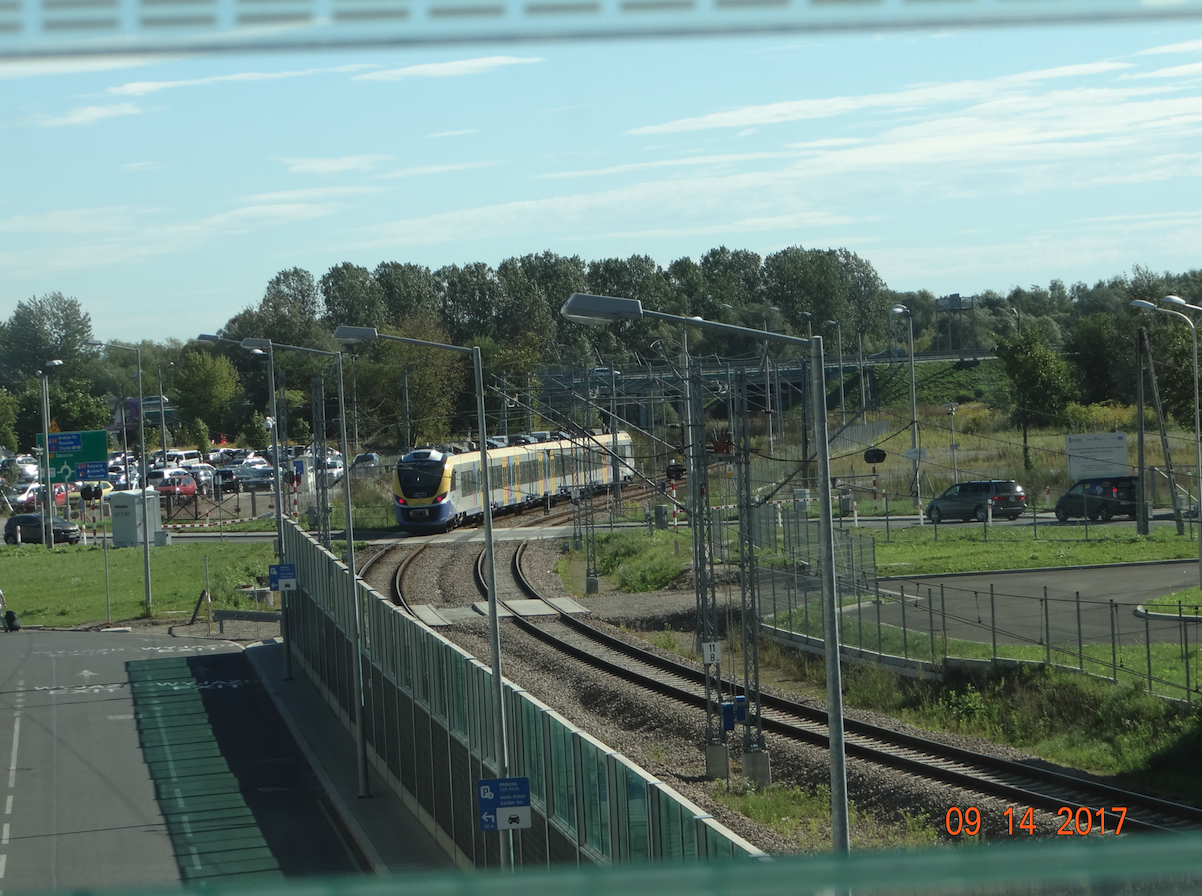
189, 847, 201, 870
2, 824, 8, 844
7, 718, 19, 790
4, 797, 10, 815
107, 715, 134, 721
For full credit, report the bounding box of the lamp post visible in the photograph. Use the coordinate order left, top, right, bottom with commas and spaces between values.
85, 341, 153, 609
1132, 296, 1202, 587
257, 338, 362, 792
332, 326, 509, 852
237, 339, 285, 562
890, 305, 921, 518
36, 359, 64, 549
156, 363, 172, 465
946, 403, 960, 482
559, 293, 851, 854
826, 320, 846, 426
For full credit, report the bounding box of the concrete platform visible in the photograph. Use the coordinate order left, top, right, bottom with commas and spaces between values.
411, 605, 451, 627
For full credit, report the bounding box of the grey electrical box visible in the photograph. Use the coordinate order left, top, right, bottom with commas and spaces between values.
109, 490, 164, 548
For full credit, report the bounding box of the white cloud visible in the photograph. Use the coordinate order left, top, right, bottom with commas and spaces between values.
0, 207, 144, 235
1125, 61, 1202, 79
628, 61, 1133, 135
107, 64, 378, 96
0, 55, 180, 80
540, 151, 791, 179
1138, 38, 1202, 55
353, 56, 543, 82
33, 103, 141, 127
123, 161, 163, 171
239, 186, 386, 202
281, 155, 391, 174
427, 129, 479, 138
379, 161, 500, 179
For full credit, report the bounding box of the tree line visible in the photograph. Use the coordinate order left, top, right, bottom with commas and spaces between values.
1, 249, 1200, 458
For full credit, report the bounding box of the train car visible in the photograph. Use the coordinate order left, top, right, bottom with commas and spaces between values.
393, 432, 633, 533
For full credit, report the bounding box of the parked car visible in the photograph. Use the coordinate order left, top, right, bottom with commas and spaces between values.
155, 474, 197, 503
70, 480, 115, 502
12, 482, 68, 512
926, 480, 1028, 523
351, 452, 381, 470
234, 463, 276, 491
4, 513, 80, 545
146, 467, 189, 489
182, 462, 216, 496
213, 467, 241, 494
107, 468, 140, 490
1, 457, 39, 484
1055, 477, 1138, 522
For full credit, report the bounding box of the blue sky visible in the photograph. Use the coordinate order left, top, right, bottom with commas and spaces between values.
3, 21, 1202, 343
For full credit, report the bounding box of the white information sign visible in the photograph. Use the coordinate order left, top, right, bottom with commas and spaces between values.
1065, 433, 1128, 481
701, 641, 722, 665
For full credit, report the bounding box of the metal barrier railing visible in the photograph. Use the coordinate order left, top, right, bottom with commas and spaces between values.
281, 521, 765, 868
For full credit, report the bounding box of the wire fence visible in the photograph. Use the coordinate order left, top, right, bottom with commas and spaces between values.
761, 571, 1202, 703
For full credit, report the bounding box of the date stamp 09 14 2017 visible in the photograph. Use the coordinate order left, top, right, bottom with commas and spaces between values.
945, 806, 1128, 837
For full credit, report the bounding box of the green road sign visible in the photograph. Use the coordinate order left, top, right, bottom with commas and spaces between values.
35, 430, 108, 483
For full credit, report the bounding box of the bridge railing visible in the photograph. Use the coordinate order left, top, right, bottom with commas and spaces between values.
281, 521, 765, 868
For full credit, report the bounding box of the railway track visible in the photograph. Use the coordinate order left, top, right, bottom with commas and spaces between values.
459, 541, 1202, 837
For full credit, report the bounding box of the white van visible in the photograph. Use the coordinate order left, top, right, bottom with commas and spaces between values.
153, 449, 201, 467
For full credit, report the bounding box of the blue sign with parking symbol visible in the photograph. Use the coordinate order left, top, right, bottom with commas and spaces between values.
477, 777, 531, 831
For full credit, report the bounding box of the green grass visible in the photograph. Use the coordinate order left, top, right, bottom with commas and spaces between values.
0, 541, 275, 627
1145, 586, 1202, 618
871, 523, 1198, 576
592, 530, 690, 592
711, 780, 940, 851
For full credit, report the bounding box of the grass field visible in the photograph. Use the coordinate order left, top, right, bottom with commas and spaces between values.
0, 541, 275, 627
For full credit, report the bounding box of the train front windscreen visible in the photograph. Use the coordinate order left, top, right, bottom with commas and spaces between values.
397, 461, 445, 498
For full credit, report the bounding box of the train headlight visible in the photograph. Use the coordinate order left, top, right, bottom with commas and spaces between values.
434, 493, 447, 503
396, 496, 406, 505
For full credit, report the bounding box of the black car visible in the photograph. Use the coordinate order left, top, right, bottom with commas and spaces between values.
4, 513, 81, 545
926, 480, 1028, 523
1055, 477, 1138, 522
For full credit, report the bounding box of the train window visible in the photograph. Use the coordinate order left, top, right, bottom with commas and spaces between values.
449, 470, 457, 493
398, 460, 445, 495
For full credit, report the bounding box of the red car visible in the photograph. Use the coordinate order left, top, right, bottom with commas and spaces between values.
155, 474, 197, 503
12, 483, 67, 512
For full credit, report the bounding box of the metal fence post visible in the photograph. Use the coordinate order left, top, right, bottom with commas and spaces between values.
928, 587, 935, 665
1044, 586, 1051, 668
901, 584, 908, 661
1081, 591, 1091, 668
940, 584, 947, 658
1146, 612, 1153, 693
1186, 619, 1192, 706
876, 580, 883, 659
990, 584, 997, 662
1110, 599, 1118, 683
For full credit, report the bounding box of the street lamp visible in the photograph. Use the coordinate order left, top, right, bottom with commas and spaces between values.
946, 403, 961, 482
85, 341, 154, 609
156, 362, 173, 466
35, 359, 64, 549
559, 293, 851, 854
890, 305, 921, 518
332, 326, 509, 850
257, 338, 364, 794
1132, 296, 1202, 587
237, 339, 286, 564
825, 320, 846, 426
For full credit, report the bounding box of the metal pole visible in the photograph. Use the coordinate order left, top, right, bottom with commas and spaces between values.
1043, 586, 1050, 667
907, 315, 919, 513
135, 350, 152, 610
990, 584, 997, 661
157, 364, 169, 465
40, 371, 52, 549
1191, 324, 1202, 587
336, 352, 369, 798
265, 348, 285, 563
476, 346, 511, 871
812, 335, 850, 854
1110, 600, 1118, 683
1076, 590, 1083, 672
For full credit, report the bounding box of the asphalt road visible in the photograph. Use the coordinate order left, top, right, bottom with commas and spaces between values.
854, 561, 1200, 650
0, 631, 357, 892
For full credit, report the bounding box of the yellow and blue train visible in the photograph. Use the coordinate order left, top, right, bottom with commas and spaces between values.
393, 432, 634, 532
